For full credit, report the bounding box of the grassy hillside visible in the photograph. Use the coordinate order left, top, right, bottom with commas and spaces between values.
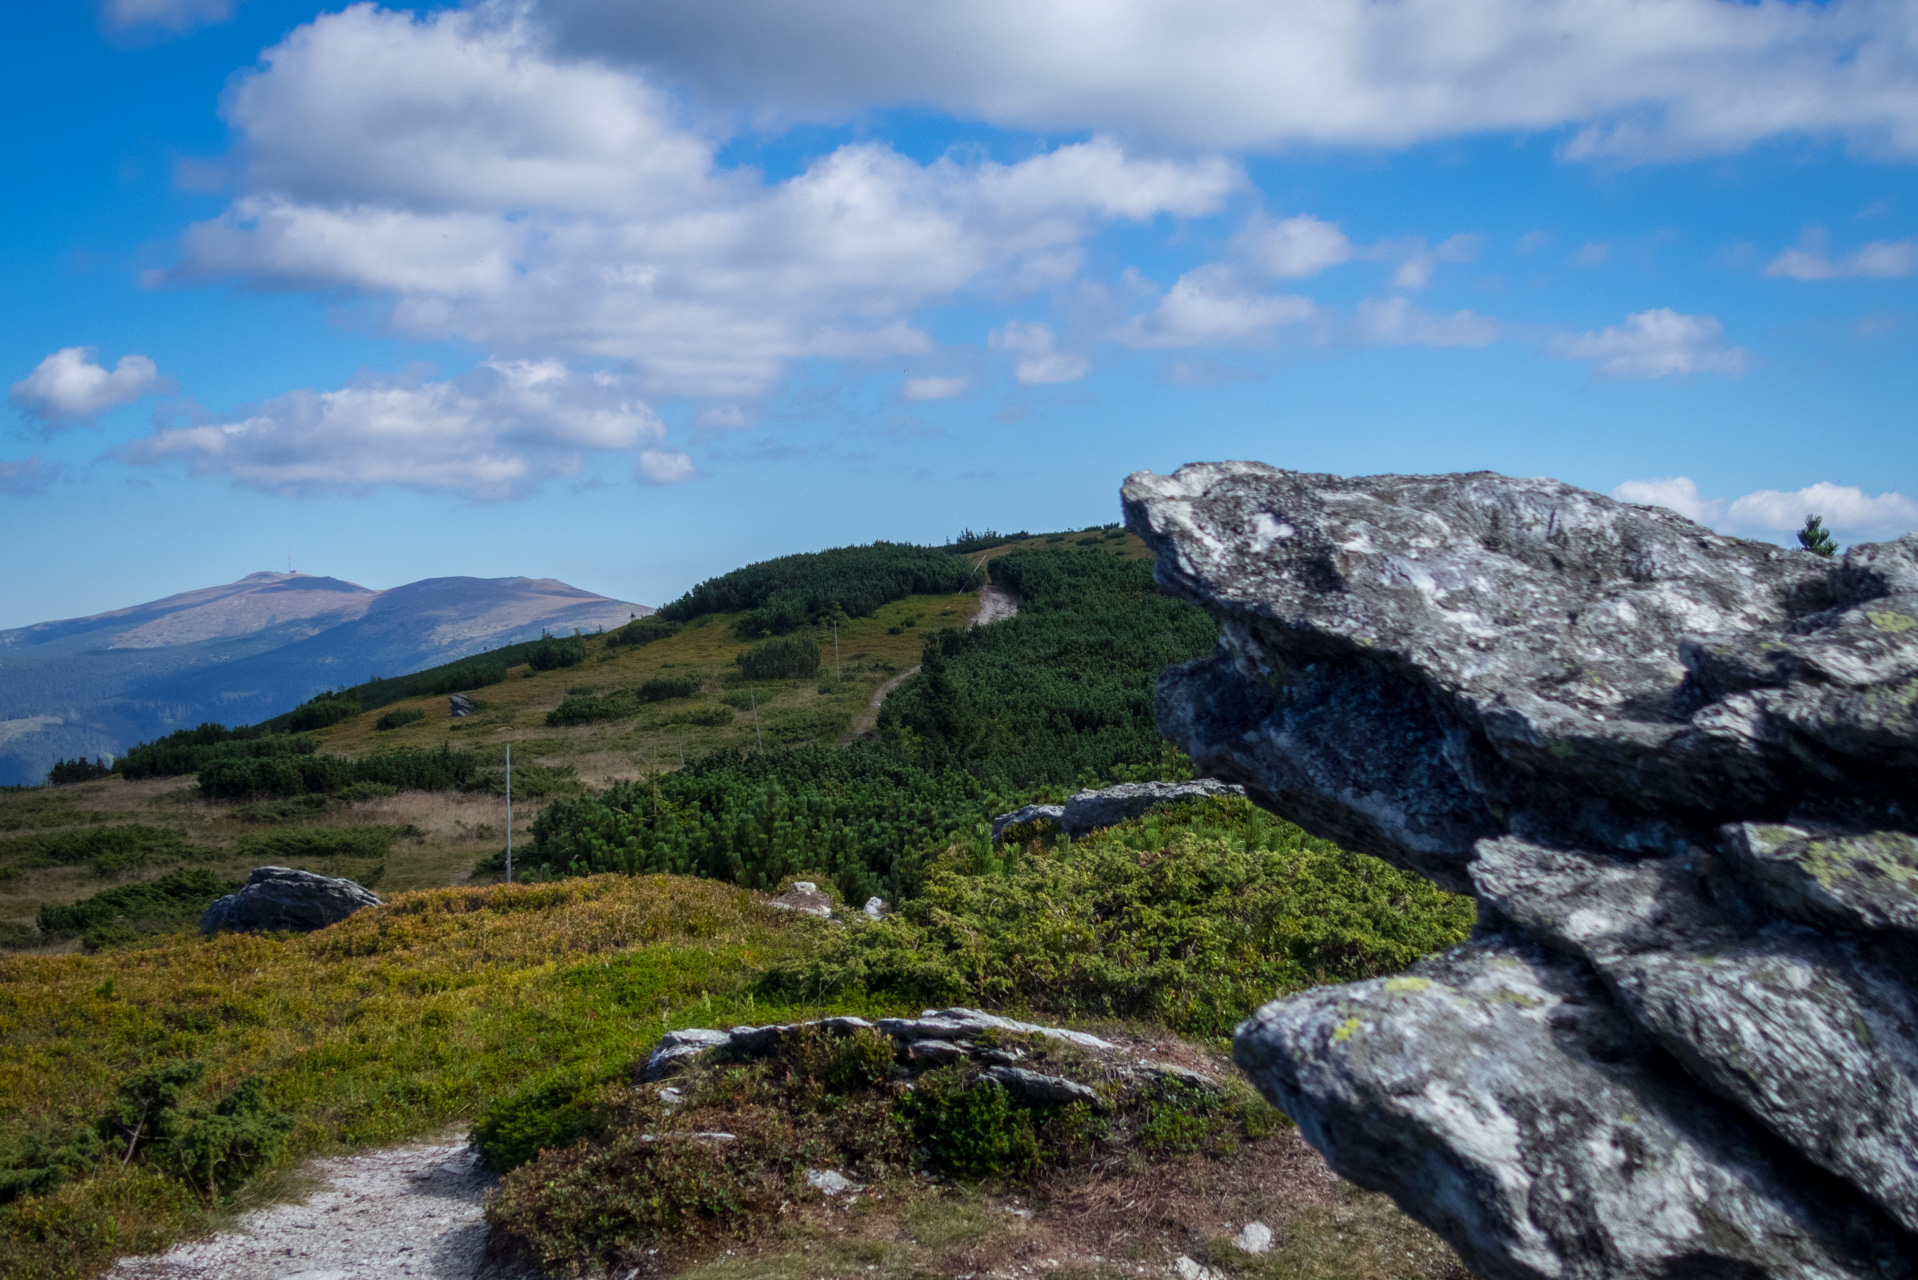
0, 526, 1476, 1279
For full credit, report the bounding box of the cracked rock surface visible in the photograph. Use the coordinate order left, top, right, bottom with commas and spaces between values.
1123, 461, 1918, 1280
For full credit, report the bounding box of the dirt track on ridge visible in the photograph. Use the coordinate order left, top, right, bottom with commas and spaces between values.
841, 582, 1017, 742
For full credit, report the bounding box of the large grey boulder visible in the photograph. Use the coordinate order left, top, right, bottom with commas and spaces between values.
1122, 462, 1918, 1278
200, 866, 382, 935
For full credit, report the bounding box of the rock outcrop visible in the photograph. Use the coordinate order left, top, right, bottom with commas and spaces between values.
990, 779, 1246, 842
1122, 462, 1918, 1280
200, 866, 382, 935
638, 1007, 1205, 1103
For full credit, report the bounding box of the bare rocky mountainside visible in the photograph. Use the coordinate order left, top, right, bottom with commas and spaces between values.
0, 571, 649, 785
1123, 462, 1918, 1280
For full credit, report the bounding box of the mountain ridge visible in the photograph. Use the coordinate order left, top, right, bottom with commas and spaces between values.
0, 570, 651, 785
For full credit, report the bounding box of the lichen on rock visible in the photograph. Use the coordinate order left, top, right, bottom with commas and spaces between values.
1123, 461, 1918, 1279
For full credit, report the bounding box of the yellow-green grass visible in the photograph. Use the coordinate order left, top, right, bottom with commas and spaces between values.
0, 874, 906, 1279
315, 591, 983, 773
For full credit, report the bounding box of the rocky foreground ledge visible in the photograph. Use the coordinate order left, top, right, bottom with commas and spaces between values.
1122, 463, 1918, 1280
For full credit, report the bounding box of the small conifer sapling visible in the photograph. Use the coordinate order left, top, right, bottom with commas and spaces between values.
1798, 514, 1838, 558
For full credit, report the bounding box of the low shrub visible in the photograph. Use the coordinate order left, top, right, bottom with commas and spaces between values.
118, 727, 311, 781
546, 695, 628, 728
234, 825, 398, 865
736, 634, 820, 681
339, 781, 398, 802
0, 824, 204, 878
764, 795, 1476, 1037
0, 1059, 291, 1206
35, 869, 240, 950
374, 709, 425, 732
635, 676, 700, 703
484, 1025, 1279, 1275
197, 745, 480, 800
528, 635, 588, 671
284, 692, 361, 733
468, 762, 580, 799
606, 617, 679, 648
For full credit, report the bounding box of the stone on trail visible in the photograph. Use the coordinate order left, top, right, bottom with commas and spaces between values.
1124, 461, 1918, 1279
199, 866, 381, 936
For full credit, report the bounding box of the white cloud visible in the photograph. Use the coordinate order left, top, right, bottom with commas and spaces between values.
1386, 234, 1479, 289
636, 449, 698, 484
175, 5, 1240, 400
10, 347, 165, 425
1613, 476, 1918, 542
1118, 266, 1314, 348
1765, 228, 1916, 280
1234, 214, 1351, 280
988, 321, 1090, 385
1551, 308, 1747, 378
1570, 242, 1611, 266
903, 376, 970, 401
1355, 296, 1497, 347
541, 0, 1918, 159
119, 360, 673, 499
104, 0, 235, 33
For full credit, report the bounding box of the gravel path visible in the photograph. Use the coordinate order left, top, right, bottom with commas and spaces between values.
113, 1139, 536, 1280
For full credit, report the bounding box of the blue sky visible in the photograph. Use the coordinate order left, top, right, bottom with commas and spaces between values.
4, 0, 1916, 628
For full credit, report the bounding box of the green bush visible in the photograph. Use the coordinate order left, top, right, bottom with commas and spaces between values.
878, 547, 1215, 784
197, 746, 480, 800
528, 636, 589, 671
339, 781, 398, 802
606, 617, 679, 648
546, 695, 628, 727
635, 676, 700, 702
527, 744, 1000, 903
234, 825, 398, 865
46, 757, 113, 786
117, 727, 311, 781
736, 634, 820, 680
472, 1067, 624, 1172
2, 1059, 291, 1206
0, 824, 203, 878
374, 708, 425, 731
285, 691, 361, 733
896, 1066, 1039, 1179
658, 542, 984, 636
36, 868, 239, 950
764, 796, 1476, 1037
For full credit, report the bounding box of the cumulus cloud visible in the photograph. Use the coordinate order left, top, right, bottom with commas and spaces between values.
1233, 214, 1352, 280
1355, 296, 1498, 347
988, 322, 1090, 385
1551, 308, 1747, 378
10, 347, 166, 425
104, 0, 236, 33
636, 449, 698, 484
1765, 228, 1917, 280
120, 360, 675, 499
541, 0, 1918, 159
1613, 476, 1918, 542
175, 5, 1240, 400
903, 376, 970, 401
1118, 266, 1314, 348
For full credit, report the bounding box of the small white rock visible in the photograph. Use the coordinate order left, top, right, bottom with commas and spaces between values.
792, 881, 818, 894
1171, 1256, 1228, 1280
863, 896, 887, 919
1232, 1222, 1273, 1255
805, 1168, 863, 1195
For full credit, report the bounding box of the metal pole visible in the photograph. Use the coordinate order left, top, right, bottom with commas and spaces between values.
833, 621, 840, 681
751, 689, 763, 752
504, 743, 512, 884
